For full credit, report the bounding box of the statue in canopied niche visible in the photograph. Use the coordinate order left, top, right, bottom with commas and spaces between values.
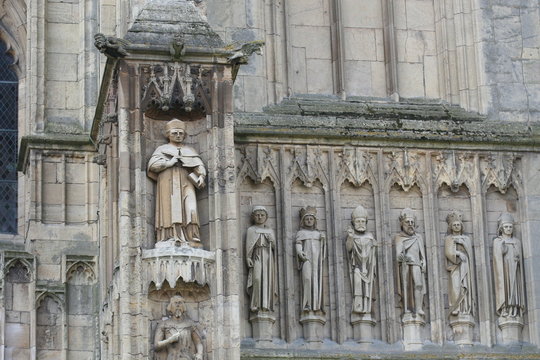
246, 206, 277, 313
394, 208, 426, 316
147, 119, 206, 246
295, 206, 326, 313
346, 205, 377, 315
154, 296, 203, 360
493, 212, 525, 318
444, 210, 475, 316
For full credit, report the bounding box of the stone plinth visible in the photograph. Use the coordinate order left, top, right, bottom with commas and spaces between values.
142, 245, 215, 289
351, 313, 376, 344
402, 313, 425, 351
498, 316, 523, 344
299, 312, 326, 343
449, 314, 475, 346
249, 311, 275, 343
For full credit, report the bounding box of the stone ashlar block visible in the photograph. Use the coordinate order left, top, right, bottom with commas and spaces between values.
342, 0, 383, 28
5, 323, 30, 347
291, 25, 332, 60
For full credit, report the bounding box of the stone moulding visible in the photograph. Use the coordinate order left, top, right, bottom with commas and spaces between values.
234, 97, 540, 151
142, 246, 215, 290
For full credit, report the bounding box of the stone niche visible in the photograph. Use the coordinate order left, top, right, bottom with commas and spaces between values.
236, 142, 533, 356
147, 279, 212, 360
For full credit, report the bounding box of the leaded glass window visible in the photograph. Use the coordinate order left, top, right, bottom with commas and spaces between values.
0, 40, 18, 234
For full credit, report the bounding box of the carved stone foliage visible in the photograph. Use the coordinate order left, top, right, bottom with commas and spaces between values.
336, 148, 376, 188
434, 151, 475, 193
140, 63, 212, 117
481, 153, 522, 193
236, 145, 280, 187
287, 146, 329, 188
385, 150, 425, 191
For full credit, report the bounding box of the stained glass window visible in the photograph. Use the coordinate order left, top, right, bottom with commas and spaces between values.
0, 40, 18, 234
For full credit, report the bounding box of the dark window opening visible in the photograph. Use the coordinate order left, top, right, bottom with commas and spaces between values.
0, 40, 18, 234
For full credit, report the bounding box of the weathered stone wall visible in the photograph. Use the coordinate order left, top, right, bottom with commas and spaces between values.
0, 0, 539, 359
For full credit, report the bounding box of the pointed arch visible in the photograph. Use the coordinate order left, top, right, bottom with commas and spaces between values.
66, 261, 97, 285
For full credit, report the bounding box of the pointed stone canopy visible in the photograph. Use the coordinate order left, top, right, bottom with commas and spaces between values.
124, 0, 224, 49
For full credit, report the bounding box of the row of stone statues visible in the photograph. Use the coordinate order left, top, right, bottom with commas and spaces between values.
146, 119, 524, 347
245, 204, 525, 340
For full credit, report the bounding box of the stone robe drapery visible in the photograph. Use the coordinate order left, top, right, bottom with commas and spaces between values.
394, 232, 427, 312
445, 234, 474, 316
296, 229, 326, 312
148, 143, 205, 242
493, 236, 525, 317
246, 225, 277, 311
346, 232, 377, 314
154, 317, 200, 360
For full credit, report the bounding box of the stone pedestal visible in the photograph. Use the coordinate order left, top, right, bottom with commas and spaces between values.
142, 246, 215, 290
402, 313, 425, 350
299, 312, 326, 343
449, 314, 475, 346
351, 313, 376, 344
249, 311, 275, 343
498, 316, 523, 344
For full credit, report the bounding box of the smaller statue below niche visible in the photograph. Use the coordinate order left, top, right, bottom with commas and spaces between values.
493, 213, 525, 319
246, 206, 277, 313
154, 295, 204, 360
295, 206, 326, 315
444, 211, 475, 317
148, 119, 206, 248
346, 205, 378, 317
394, 208, 427, 318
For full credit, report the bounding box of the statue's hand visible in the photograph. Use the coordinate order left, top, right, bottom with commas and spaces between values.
347, 227, 354, 237
168, 332, 180, 344
194, 354, 203, 360
247, 258, 254, 268
166, 157, 179, 167
196, 176, 205, 188
298, 251, 308, 262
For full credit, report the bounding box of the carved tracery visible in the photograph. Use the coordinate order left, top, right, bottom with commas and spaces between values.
481, 153, 522, 194
288, 146, 328, 188
336, 148, 376, 187
434, 151, 475, 193
140, 63, 212, 116
5, 259, 32, 283
66, 261, 97, 285
385, 150, 424, 191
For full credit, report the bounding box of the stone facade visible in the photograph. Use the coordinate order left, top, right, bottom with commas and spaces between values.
0, 0, 540, 359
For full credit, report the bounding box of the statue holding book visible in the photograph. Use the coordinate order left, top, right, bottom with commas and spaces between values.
148, 119, 206, 247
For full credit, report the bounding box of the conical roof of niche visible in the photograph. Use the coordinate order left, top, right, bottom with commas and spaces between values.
124, 0, 224, 48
